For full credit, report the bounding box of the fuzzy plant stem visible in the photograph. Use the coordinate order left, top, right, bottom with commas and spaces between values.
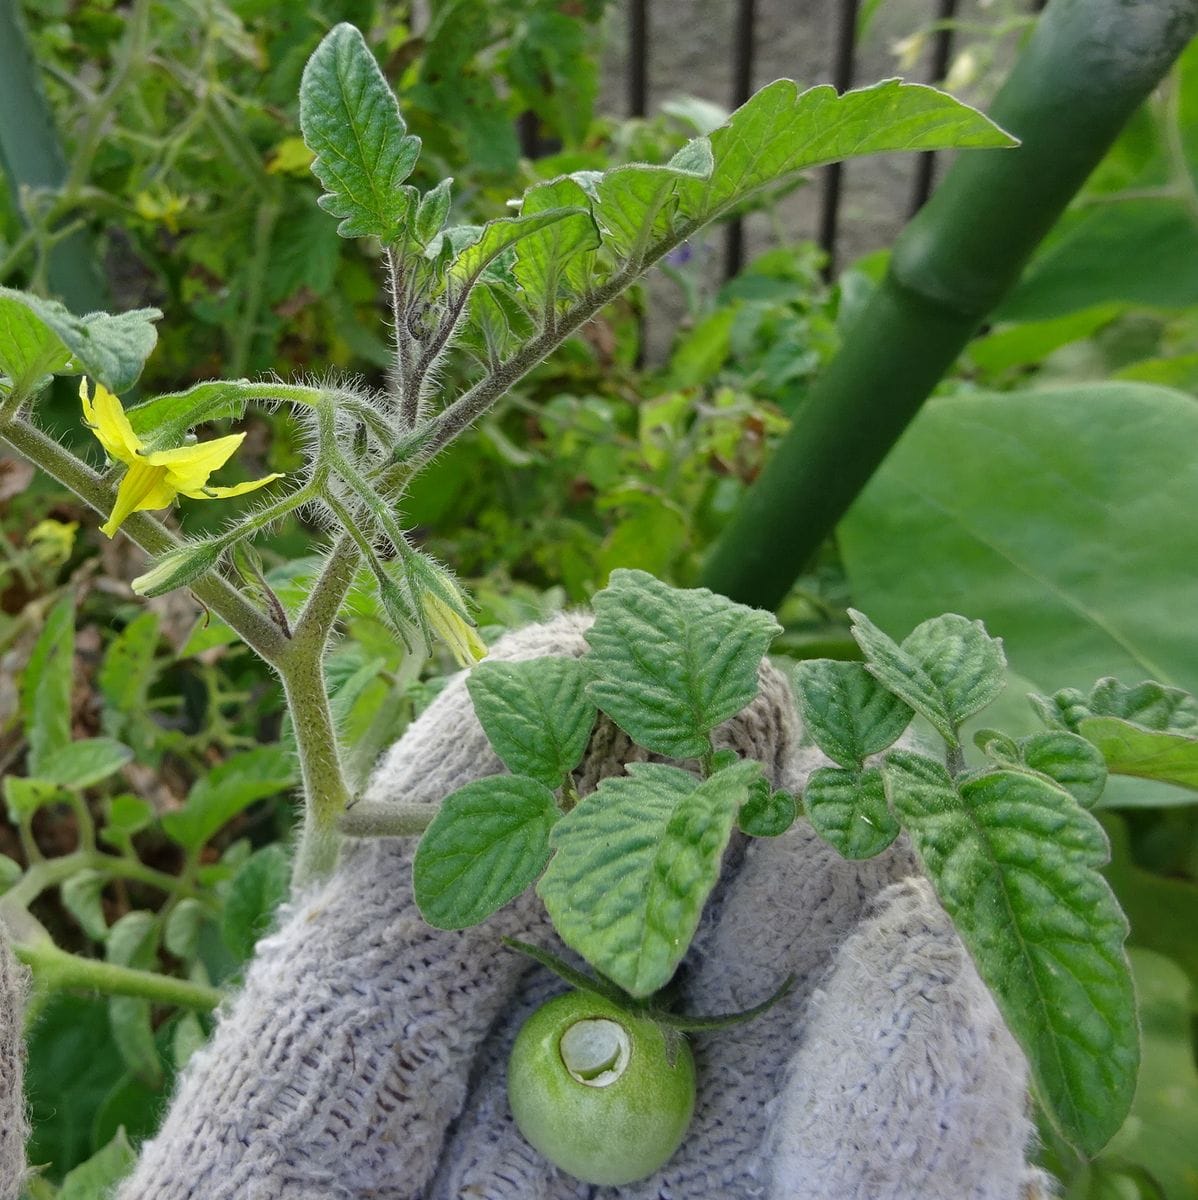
700, 0, 1198, 609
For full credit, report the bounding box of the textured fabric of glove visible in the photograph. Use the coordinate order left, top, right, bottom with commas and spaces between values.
0, 931, 27, 1200
115, 612, 1049, 1200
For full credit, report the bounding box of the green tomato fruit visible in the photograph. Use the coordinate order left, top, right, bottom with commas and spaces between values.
507, 989, 696, 1186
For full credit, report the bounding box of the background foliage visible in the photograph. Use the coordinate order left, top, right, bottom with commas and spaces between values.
2, 3, 1196, 1197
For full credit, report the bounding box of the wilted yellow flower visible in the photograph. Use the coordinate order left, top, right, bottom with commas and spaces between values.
421, 591, 487, 668
133, 188, 189, 234
27, 518, 78, 565
81, 379, 282, 538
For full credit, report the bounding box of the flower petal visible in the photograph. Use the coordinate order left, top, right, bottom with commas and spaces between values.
181, 473, 284, 500
148, 433, 246, 491
81, 379, 143, 464
100, 460, 173, 538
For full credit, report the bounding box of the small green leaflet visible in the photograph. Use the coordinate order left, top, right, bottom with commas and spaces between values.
512, 177, 601, 314
446, 207, 596, 291
585, 569, 781, 759
62, 869, 108, 941
22, 590, 74, 777
674, 78, 1016, 220
738, 779, 797, 838
850, 610, 1005, 745
539, 760, 759, 997
0, 286, 159, 398
161, 746, 297, 850
221, 844, 291, 963
467, 656, 597, 787
975, 730, 1108, 809
413, 775, 559, 929
300, 24, 421, 242
59, 1129, 136, 1200
805, 765, 899, 859
884, 750, 1138, 1155
39, 738, 133, 790
793, 659, 913, 768
1079, 717, 1198, 792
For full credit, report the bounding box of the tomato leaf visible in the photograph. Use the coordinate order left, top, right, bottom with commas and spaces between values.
585, 569, 780, 759
793, 658, 913, 768
885, 750, 1138, 1155
414, 774, 559, 929
467, 656, 597, 787
539, 760, 758, 997
299, 24, 421, 242
805, 765, 899, 859
850, 610, 1006, 745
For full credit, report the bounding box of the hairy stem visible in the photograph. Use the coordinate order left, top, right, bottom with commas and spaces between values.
337, 800, 435, 838
15, 938, 220, 1010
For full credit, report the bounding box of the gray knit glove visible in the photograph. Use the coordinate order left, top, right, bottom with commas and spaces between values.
115, 613, 1050, 1200
0, 929, 28, 1200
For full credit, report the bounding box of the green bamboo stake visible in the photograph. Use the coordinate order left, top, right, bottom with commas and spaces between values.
701, 0, 1198, 609
0, 0, 107, 310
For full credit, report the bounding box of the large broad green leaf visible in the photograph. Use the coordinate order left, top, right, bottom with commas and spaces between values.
0, 287, 159, 397
793, 658, 913, 768
22, 591, 74, 777
299, 24, 421, 242
584, 569, 780, 759
413, 774, 559, 929
997, 200, 1198, 321
161, 746, 297, 850
466, 657, 596, 788
839, 386, 1198, 701
1098, 949, 1198, 1200
849, 610, 1005, 745
538, 760, 758, 997
885, 751, 1138, 1155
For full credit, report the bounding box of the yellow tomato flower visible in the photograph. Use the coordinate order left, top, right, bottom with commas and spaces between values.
81, 379, 282, 538
421, 591, 488, 668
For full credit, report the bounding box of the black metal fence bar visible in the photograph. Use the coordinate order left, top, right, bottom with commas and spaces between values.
628, 0, 649, 117
908, 0, 959, 215
724, 0, 758, 279
817, 0, 861, 280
